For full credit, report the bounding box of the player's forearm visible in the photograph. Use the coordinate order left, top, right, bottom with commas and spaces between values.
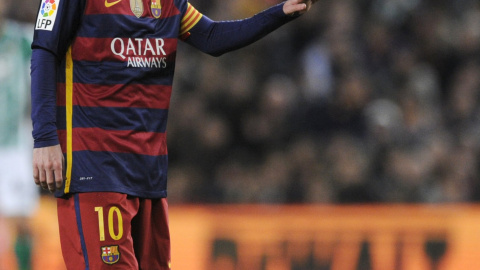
31, 48, 59, 148
185, 3, 298, 56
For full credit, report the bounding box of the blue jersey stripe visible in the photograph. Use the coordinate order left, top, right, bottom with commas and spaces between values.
57, 106, 168, 132
56, 106, 67, 130
72, 60, 175, 85
69, 151, 168, 198
56, 59, 67, 83
77, 14, 181, 38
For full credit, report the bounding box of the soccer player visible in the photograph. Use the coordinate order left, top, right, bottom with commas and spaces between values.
30, 0, 317, 269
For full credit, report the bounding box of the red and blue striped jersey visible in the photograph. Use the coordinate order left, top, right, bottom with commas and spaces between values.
32, 0, 202, 198
32, 0, 296, 198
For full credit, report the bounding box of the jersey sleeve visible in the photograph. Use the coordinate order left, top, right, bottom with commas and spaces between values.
32, 0, 86, 58
31, 49, 59, 148
182, 3, 298, 56
31, 0, 86, 148
179, 2, 203, 39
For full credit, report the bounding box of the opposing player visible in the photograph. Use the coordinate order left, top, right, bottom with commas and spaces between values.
0, 1, 37, 268
31, 0, 317, 269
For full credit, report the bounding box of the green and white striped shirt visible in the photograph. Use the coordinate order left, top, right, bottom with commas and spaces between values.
0, 20, 32, 150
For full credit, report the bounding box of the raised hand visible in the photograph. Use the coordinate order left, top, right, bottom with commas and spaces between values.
283, 0, 318, 16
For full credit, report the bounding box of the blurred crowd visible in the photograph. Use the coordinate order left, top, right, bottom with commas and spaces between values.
168, 0, 480, 204
2, 0, 480, 205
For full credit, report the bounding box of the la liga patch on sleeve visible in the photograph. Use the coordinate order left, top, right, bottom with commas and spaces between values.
35, 0, 60, 31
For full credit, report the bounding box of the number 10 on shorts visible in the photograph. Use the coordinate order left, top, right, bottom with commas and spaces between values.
95, 206, 124, 241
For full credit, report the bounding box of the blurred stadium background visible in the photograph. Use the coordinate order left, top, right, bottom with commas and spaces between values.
1, 0, 480, 269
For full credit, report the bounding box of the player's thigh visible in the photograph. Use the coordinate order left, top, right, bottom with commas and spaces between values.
57, 192, 140, 270
132, 198, 171, 270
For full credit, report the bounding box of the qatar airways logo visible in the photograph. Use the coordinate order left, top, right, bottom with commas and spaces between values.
110, 38, 167, 68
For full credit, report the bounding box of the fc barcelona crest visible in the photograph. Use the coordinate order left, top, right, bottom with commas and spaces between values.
101, 245, 120, 265
151, 0, 162, 19
130, 0, 144, 18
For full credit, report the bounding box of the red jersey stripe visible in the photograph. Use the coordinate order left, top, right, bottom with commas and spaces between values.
84, 0, 179, 18
57, 83, 172, 109
85, 0, 130, 15
72, 83, 172, 109
58, 128, 167, 156
72, 37, 177, 62
57, 83, 66, 106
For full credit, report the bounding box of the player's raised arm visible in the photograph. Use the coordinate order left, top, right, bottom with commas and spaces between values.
182, 0, 319, 57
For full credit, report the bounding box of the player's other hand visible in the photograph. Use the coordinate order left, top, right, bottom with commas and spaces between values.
33, 144, 65, 193
283, 0, 318, 16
